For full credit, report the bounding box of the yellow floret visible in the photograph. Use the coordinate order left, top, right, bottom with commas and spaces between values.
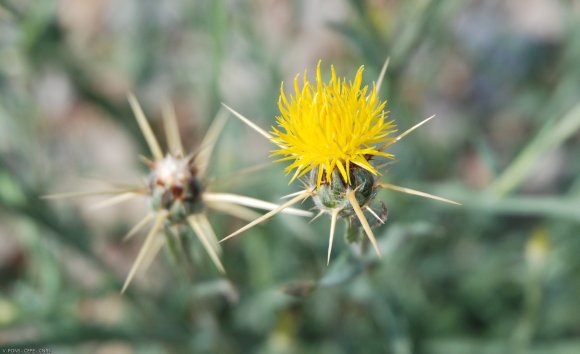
271, 62, 397, 187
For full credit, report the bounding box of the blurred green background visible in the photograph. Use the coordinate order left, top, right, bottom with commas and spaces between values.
1, 0, 580, 353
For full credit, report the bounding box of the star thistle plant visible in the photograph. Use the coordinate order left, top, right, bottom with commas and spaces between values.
221, 60, 460, 264
46, 95, 312, 292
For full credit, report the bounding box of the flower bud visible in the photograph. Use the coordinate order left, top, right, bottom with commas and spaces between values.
149, 155, 204, 223
310, 166, 377, 217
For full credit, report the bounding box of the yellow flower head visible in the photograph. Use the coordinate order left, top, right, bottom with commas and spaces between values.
271, 62, 397, 187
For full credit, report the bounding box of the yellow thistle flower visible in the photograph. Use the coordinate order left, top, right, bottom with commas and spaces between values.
45, 95, 312, 292
272, 62, 397, 187
222, 59, 460, 264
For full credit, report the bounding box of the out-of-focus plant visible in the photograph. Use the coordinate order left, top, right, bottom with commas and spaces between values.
44, 95, 312, 292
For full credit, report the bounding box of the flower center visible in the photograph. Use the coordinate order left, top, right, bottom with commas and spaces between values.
149, 155, 204, 222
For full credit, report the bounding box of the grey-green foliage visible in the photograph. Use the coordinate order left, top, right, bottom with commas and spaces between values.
1, 0, 580, 353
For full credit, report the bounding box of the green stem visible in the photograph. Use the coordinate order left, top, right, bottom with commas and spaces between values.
345, 220, 360, 244
360, 233, 369, 255
345, 220, 371, 256
511, 272, 543, 353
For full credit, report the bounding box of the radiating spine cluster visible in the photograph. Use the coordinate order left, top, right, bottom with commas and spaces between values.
47, 95, 312, 292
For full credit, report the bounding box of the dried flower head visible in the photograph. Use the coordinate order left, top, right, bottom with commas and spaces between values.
46, 95, 312, 292
222, 59, 460, 264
